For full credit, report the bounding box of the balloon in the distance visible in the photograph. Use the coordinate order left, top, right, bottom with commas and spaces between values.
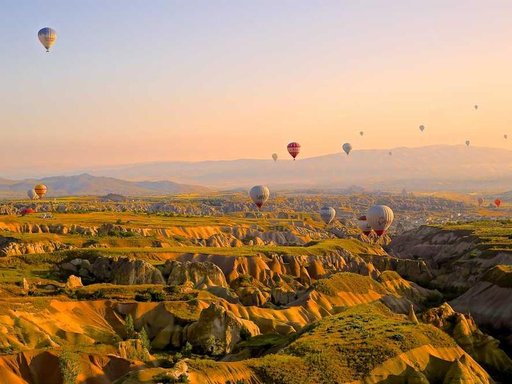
419, 125, 425, 132
319, 206, 336, 225
357, 215, 372, 236
474, 105, 478, 110
272, 153, 278, 162
27, 189, 39, 200
34, 184, 48, 198
249, 185, 270, 209
495, 198, 501, 208
465, 140, 470, 147
388, 151, 392, 156
287, 142, 301, 160
359, 131, 364, 136
38, 27, 57, 52
367, 205, 394, 236
342, 143, 352, 155
477, 197, 484, 207
504, 134, 508, 140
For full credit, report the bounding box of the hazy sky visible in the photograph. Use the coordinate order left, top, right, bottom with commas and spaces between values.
1, 0, 512, 176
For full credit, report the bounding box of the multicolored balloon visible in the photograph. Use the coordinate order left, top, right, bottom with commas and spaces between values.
287, 142, 301, 160
319, 206, 336, 225
249, 185, 270, 209
34, 184, 47, 198
38, 27, 57, 52
367, 205, 394, 236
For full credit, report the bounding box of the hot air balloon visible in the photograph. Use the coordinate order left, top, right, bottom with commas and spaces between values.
342, 143, 352, 155
249, 185, 270, 210
27, 189, 39, 200
504, 134, 508, 139
388, 151, 392, 156
38, 27, 57, 52
359, 131, 364, 136
34, 184, 47, 198
477, 197, 484, 207
319, 206, 336, 225
357, 215, 372, 236
465, 140, 470, 147
272, 153, 278, 162
367, 205, 394, 236
474, 105, 478, 110
20, 208, 35, 216
287, 142, 300, 160
495, 198, 501, 208
419, 125, 425, 132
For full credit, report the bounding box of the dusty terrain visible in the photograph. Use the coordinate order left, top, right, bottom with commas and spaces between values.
0, 193, 509, 383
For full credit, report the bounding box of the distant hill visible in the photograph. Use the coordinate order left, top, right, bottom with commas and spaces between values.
85, 145, 512, 192
0, 174, 210, 198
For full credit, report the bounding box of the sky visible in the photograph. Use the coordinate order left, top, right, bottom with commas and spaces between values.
1, 0, 512, 177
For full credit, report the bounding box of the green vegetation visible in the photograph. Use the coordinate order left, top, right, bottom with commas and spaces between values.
312, 272, 386, 296
250, 303, 456, 383
59, 350, 81, 384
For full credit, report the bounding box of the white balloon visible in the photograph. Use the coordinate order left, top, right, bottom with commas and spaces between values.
319, 206, 336, 225
367, 205, 394, 236
249, 185, 270, 209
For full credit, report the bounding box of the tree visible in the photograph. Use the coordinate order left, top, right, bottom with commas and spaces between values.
125, 314, 135, 339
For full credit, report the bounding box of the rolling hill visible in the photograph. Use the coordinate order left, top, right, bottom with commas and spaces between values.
0, 174, 210, 197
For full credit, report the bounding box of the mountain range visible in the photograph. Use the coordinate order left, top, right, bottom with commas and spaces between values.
84, 145, 512, 192
2, 145, 512, 196
0, 174, 210, 198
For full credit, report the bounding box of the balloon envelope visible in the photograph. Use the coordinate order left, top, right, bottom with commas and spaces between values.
20, 208, 35, 216
272, 153, 278, 162
359, 131, 364, 136
495, 198, 501, 207
27, 189, 39, 200
319, 206, 336, 225
357, 215, 372, 235
249, 185, 270, 209
38, 27, 57, 52
419, 125, 425, 132
504, 134, 508, 139
287, 142, 300, 160
367, 205, 394, 236
342, 143, 352, 155
465, 140, 470, 147
477, 197, 484, 207
34, 184, 47, 198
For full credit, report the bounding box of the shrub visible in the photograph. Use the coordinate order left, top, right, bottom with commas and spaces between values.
124, 314, 135, 339
138, 326, 151, 351
239, 326, 251, 341
59, 351, 80, 384
135, 292, 151, 302
181, 341, 193, 357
